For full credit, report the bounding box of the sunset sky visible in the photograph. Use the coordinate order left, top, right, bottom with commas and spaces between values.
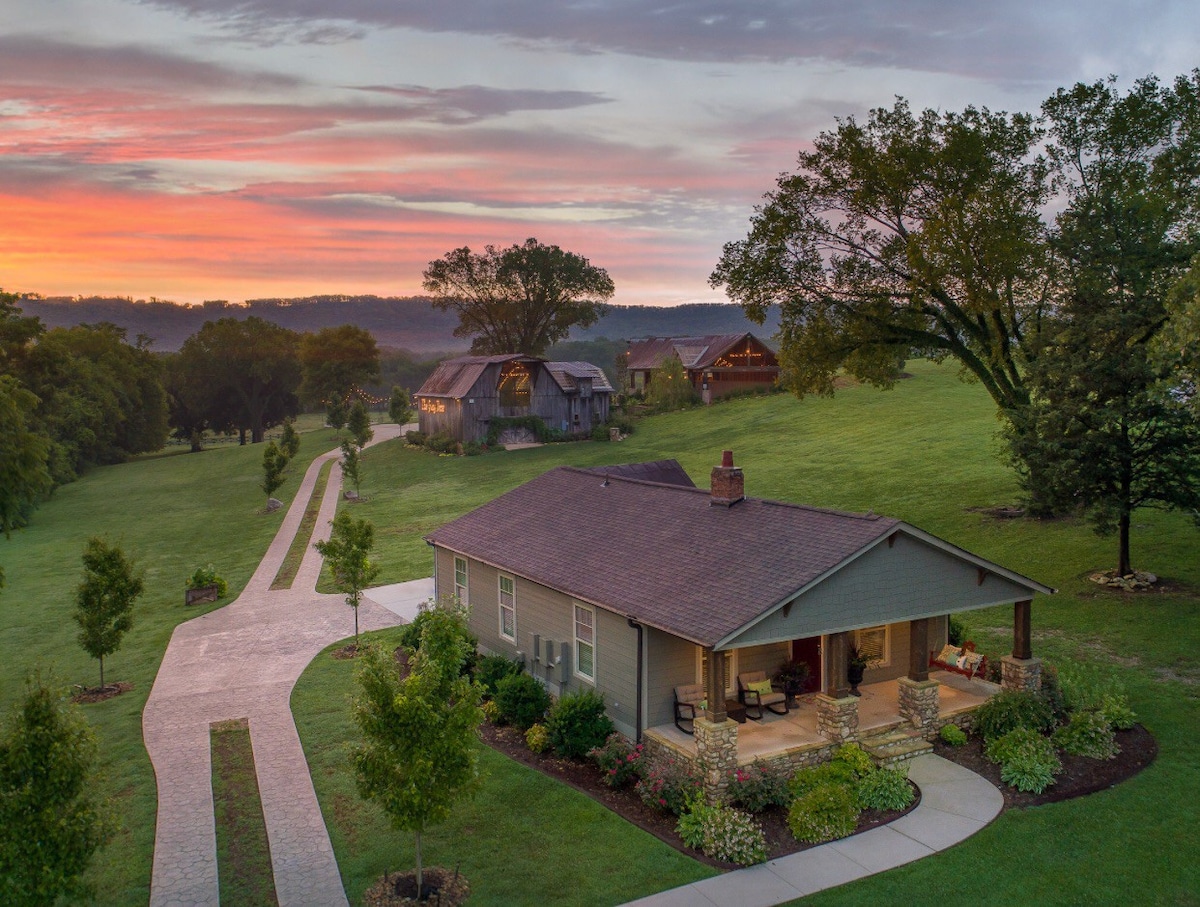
1, 2, 1195, 307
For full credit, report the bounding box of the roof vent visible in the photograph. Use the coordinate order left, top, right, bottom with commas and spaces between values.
710, 450, 744, 507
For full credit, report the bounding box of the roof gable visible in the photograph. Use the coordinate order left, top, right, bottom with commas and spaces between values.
625, 334, 758, 370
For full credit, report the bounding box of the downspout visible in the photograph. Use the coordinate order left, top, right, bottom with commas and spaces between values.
426, 540, 437, 600
627, 618, 644, 742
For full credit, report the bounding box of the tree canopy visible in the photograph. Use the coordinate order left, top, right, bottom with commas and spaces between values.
423, 237, 614, 356
73, 538, 144, 691
0, 376, 52, 536
298, 324, 380, 408
314, 511, 380, 646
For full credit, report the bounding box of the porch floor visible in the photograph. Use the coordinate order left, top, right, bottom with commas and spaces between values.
647, 672, 998, 763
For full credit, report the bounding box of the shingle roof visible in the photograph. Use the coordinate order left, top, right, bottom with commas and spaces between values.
625, 334, 754, 370
415, 355, 529, 399
581, 459, 696, 488
426, 465, 900, 646
545, 361, 615, 394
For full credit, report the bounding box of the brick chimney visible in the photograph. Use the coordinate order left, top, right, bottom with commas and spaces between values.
710, 450, 744, 506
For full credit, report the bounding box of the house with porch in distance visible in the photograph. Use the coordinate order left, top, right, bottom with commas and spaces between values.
624, 333, 779, 402
425, 452, 1053, 799
413, 354, 613, 443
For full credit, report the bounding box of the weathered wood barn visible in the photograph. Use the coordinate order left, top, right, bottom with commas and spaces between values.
624, 333, 779, 402
414, 354, 613, 443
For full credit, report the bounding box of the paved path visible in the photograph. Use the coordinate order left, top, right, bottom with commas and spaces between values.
624, 753, 1004, 906
143, 425, 433, 907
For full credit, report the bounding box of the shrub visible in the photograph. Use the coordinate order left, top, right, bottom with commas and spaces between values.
985, 728, 1062, 793
608, 417, 635, 436
948, 615, 967, 646
675, 793, 711, 849
404, 430, 426, 446
680, 803, 767, 866
939, 723, 968, 746
787, 782, 860, 844
1100, 693, 1137, 731
185, 564, 227, 598
972, 690, 1056, 741
1039, 662, 1071, 724
590, 424, 610, 442
788, 760, 858, 800
1053, 710, 1120, 760
462, 440, 486, 456
546, 689, 614, 758
589, 733, 646, 789
480, 699, 500, 724
831, 743, 874, 778
485, 415, 550, 446
525, 723, 551, 754
493, 673, 551, 730
474, 654, 523, 697
425, 431, 458, 454
856, 768, 915, 811
635, 756, 702, 815
396, 606, 478, 667
726, 760, 791, 813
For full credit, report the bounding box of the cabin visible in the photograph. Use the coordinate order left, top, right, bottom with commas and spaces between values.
624, 333, 779, 402
425, 452, 1053, 798
413, 354, 613, 443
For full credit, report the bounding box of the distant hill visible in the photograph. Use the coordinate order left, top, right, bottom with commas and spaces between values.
14, 295, 780, 354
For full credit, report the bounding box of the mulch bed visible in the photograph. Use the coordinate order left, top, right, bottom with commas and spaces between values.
71, 681, 133, 703
362, 866, 469, 906
480, 721, 1157, 871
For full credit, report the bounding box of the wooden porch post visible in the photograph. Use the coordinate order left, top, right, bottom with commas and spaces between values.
825, 632, 851, 698
1013, 600, 1033, 660
908, 617, 930, 682
705, 647, 727, 722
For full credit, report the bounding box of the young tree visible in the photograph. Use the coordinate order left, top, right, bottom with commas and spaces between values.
0, 375, 52, 535
423, 237, 614, 356
644, 354, 700, 411
347, 399, 373, 450
279, 418, 301, 460
388, 386, 412, 425
325, 396, 348, 436
73, 538, 143, 691
340, 439, 361, 498
261, 441, 287, 503
299, 324, 380, 408
0, 673, 114, 906
352, 600, 482, 895
314, 511, 380, 647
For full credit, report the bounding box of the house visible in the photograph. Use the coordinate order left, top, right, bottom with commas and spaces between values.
624, 333, 779, 402
425, 452, 1052, 796
413, 354, 613, 443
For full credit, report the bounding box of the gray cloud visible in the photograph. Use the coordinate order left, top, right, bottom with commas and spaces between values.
349, 84, 611, 122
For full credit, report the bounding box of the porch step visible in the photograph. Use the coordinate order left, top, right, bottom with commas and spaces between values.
859, 728, 932, 769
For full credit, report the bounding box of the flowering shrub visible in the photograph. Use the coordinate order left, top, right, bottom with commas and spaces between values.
525, 723, 551, 754
787, 782, 860, 844
676, 799, 767, 866
726, 760, 791, 813
1053, 710, 1119, 760
635, 755, 701, 815
589, 734, 646, 789
856, 767, 914, 811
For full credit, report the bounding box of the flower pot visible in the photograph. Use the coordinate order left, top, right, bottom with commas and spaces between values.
847, 664, 865, 696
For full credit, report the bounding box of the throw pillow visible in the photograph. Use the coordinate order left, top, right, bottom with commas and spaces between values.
937, 644, 962, 663
748, 679, 774, 696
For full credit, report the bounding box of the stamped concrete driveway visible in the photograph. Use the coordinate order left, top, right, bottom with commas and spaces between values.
143, 426, 432, 907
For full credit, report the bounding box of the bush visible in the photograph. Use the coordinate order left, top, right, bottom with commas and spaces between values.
485, 415, 550, 446
608, 417, 635, 436
856, 768, 914, 811
939, 723, 968, 746
185, 564, 227, 598
972, 690, 1056, 741
462, 440, 486, 456
480, 699, 500, 724
1100, 693, 1137, 731
525, 723, 551, 754
948, 615, 967, 646
726, 760, 791, 813
985, 728, 1062, 793
635, 756, 702, 815
787, 782, 860, 844
474, 654, 523, 697
404, 430, 426, 446
675, 793, 711, 849
396, 606, 478, 667
1053, 710, 1120, 760
788, 760, 859, 800
677, 801, 767, 866
832, 743, 874, 778
589, 733, 646, 789
493, 673, 551, 730
425, 431, 458, 454
546, 689, 614, 758
1058, 664, 1136, 729
590, 424, 610, 442
1039, 662, 1071, 724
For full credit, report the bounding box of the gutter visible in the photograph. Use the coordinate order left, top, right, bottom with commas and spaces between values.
627, 618, 644, 742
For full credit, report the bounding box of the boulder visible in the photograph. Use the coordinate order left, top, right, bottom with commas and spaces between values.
266, 497, 283, 512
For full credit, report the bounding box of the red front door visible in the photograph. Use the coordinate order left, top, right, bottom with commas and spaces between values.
791, 636, 822, 693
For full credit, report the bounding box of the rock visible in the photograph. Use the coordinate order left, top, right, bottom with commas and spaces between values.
344, 489, 359, 500
1135, 571, 1158, 584
266, 497, 283, 512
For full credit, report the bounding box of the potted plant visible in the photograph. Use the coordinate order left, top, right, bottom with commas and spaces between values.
846, 645, 873, 696
774, 660, 811, 704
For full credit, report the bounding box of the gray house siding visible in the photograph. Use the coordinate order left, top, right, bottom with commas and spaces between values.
646, 629, 697, 729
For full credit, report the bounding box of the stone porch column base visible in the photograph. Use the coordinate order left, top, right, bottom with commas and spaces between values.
1001, 655, 1043, 692
694, 717, 739, 803
898, 677, 940, 736
815, 693, 859, 743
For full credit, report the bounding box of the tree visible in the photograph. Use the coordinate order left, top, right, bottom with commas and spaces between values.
347, 399, 373, 450
299, 324, 380, 408
388, 386, 412, 425
279, 418, 301, 460
325, 396, 348, 436
340, 439, 361, 498
174, 317, 301, 444
710, 98, 1051, 411
644, 354, 700, 411
261, 441, 287, 503
423, 237, 614, 356
351, 600, 482, 895
314, 511, 380, 647
73, 538, 143, 691
0, 376, 52, 536
0, 673, 114, 906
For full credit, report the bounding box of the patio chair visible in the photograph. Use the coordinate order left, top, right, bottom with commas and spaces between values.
737, 670, 789, 720
673, 683, 705, 735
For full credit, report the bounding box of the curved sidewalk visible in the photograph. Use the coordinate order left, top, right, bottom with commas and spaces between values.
624, 753, 1003, 906
143, 425, 432, 907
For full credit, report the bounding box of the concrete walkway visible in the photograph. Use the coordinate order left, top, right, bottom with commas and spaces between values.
143, 424, 432, 907
624, 753, 1004, 907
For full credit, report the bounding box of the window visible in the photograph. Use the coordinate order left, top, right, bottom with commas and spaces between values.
453, 557, 468, 602
698, 649, 737, 698
499, 575, 516, 641
575, 604, 595, 681
498, 361, 531, 408
854, 625, 890, 667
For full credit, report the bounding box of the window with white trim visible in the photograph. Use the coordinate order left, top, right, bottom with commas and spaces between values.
854, 625, 890, 668
498, 575, 516, 642
697, 648, 737, 698
574, 604, 595, 681
453, 556, 468, 602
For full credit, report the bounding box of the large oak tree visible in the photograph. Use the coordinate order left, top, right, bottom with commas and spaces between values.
423, 237, 614, 356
